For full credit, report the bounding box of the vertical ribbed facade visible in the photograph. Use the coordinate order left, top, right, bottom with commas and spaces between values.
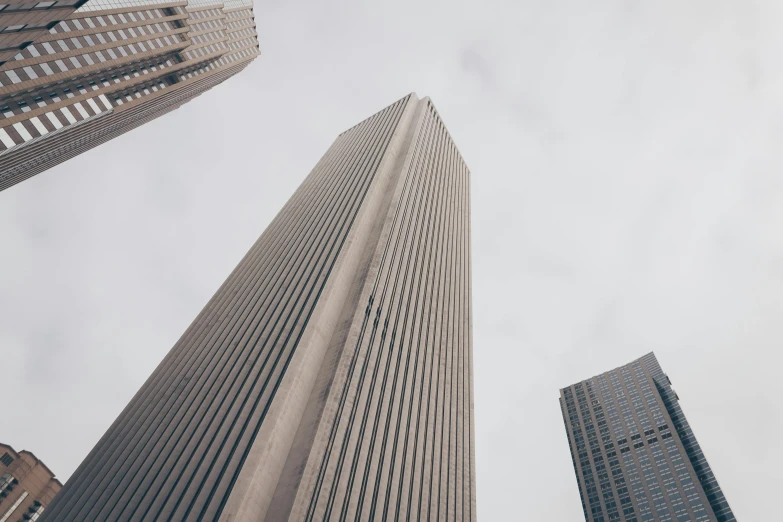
40, 93, 475, 522
559, 353, 736, 522
0, 0, 259, 191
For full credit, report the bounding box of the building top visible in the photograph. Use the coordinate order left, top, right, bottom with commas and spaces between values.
559, 351, 660, 392
0, 445, 62, 490
0, 442, 62, 521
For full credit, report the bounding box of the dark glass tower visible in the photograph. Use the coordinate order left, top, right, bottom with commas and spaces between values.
41, 93, 476, 522
560, 353, 735, 522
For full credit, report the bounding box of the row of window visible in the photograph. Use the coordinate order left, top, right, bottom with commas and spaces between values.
187, 7, 222, 20
0, 1, 71, 13
229, 36, 257, 51
0, 56, 173, 118
189, 18, 223, 32
1, 34, 180, 86
112, 79, 167, 105
183, 42, 224, 60
13, 18, 177, 63
0, 20, 51, 34
190, 30, 222, 46
0, 93, 112, 151
229, 27, 255, 39
50, 8, 171, 35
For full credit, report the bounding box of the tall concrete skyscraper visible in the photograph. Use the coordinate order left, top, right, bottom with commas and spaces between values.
41, 94, 475, 521
560, 353, 735, 522
0, 0, 259, 191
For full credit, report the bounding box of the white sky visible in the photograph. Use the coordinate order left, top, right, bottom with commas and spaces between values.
1, 0, 780, 520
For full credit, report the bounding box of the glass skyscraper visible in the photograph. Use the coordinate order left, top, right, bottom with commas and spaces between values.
560, 353, 735, 522
40, 93, 476, 521
0, 0, 258, 191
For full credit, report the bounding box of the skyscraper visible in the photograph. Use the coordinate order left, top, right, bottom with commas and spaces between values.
560, 353, 735, 522
0, 0, 259, 191
41, 93, 476, 521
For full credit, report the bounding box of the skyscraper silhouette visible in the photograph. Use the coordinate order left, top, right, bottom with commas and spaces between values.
41, 93, 476, 521
0, 0, 259, 191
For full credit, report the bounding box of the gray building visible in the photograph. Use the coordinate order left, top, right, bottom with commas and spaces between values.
41, 93, 476, 522
560, 353, 735, 522
0, 0, 259, 191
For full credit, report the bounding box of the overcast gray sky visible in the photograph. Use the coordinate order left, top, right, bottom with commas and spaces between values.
1, 0, 780, 519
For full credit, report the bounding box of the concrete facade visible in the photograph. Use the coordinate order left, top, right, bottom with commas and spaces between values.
41, 93, 476, 522
0, 0, 259, 191
0, 443, 61, 522
560, 353, 735, 522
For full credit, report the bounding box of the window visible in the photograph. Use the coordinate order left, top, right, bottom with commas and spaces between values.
6, 70, 21, 83
13, 122, 33, 141
45, 111, 63, 129
661, 432, 673, 440
59, 106, 76, 124
35, 1, 56, 7
3, 25, 27, 33
29, 116, 48, 135
0, 453, 13, 466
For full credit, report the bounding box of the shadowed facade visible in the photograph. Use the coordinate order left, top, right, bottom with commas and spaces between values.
41, 93, 476, 522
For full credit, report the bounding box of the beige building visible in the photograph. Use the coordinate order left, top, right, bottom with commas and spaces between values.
0, 0, 259, 191
42, 93, 476, 521
0, 443, 61, 522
